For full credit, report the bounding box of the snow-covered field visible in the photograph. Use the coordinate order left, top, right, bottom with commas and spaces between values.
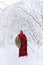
0, 0, 43, 65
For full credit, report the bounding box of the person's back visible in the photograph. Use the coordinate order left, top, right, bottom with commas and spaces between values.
18, 30, 27, 57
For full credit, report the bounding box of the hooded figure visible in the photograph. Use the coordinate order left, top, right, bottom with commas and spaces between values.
15, 30, 28, 57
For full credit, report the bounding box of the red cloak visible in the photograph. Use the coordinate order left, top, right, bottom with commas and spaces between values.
18, 33, 28, 57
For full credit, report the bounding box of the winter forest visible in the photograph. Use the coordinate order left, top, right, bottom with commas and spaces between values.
0, 0, 43, 65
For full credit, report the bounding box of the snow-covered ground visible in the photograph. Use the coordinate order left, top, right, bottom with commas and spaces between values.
0, 0, 43, 65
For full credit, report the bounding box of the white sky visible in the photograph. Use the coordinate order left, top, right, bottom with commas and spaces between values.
0, 0, 21, 4
0, 0, 43, 9
0, 0, 21, 10
0, 0, 43, 10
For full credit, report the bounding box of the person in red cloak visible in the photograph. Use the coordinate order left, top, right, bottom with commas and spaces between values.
18, 30, 28, 57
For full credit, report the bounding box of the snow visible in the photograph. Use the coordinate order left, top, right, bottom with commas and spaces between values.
0, 0, 43, 65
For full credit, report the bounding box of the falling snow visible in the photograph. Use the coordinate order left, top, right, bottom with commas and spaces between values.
0, 0, 43, 65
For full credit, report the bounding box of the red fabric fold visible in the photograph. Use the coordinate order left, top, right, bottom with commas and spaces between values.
18, 33, 28, 57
